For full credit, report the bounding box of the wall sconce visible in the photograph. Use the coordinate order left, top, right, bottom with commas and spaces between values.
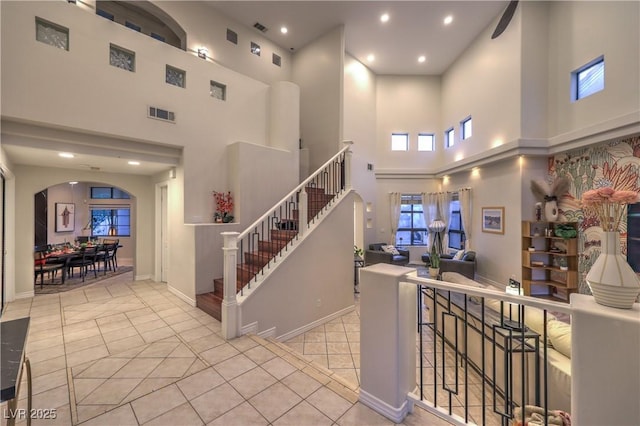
197, 47, 208, 59
169, 167, 176, 179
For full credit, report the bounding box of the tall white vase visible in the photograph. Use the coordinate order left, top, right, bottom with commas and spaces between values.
544, 200, 559, 221
586, 231, 640, 309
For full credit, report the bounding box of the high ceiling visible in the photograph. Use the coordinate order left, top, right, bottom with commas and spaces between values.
206, 1, 509, 75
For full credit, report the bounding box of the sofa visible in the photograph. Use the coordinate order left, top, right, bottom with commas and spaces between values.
425, 272, 571, 413
421, 250, 477, 279
365, 243, 409, 266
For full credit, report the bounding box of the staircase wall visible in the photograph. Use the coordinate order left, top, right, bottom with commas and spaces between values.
238, 191, 356, 339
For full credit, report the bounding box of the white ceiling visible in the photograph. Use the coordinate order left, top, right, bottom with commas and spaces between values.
206, 1, 510, 75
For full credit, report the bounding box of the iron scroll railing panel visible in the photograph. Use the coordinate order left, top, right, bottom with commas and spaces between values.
410, 275, 571, 426
234, 148, 348, 295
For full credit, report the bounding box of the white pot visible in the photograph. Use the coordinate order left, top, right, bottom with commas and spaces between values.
586, 231, 640, 309
428, 268, 440, 278
544, 200, 559, 222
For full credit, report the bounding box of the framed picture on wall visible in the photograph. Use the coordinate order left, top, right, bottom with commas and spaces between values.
482, 207, 504, 234
55, 202, 75, 232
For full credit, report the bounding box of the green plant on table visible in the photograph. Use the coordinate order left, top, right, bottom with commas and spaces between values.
354, 245, 364, 257
430, 245, 440, 269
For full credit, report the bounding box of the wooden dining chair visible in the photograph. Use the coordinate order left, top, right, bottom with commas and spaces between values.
34, 250, 64, 289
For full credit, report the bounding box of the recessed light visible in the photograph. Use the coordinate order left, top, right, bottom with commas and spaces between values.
280, 26, 288, 34
380, 13, 389, 23
69, 181, 78, 185
444, 15, 453, 25
367, 54, 375, 62
418, 55, 426, 63
59, 152, 74, 158
128, 161, 140, 166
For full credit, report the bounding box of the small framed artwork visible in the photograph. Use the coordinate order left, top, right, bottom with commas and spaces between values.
55, 202, 75, 232
482, 207, 504, 234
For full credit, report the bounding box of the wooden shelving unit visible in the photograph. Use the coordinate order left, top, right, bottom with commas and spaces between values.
522, 221, 578, 302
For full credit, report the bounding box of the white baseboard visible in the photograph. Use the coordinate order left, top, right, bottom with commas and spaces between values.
407, 392, 467, 426
16, 290, 35, 300
168, 285, 196, 307
135, 274, 152, 281
241, 322, 258, 335
257, 327, 276, 339
359, 389, 411, 423
275, 305, 355, 342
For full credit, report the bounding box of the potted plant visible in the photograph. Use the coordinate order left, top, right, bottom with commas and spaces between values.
354, 245, 364, 259
428, 245, 440, 278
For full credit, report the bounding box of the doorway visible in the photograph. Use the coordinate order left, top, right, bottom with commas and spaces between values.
160, 185, 168, 282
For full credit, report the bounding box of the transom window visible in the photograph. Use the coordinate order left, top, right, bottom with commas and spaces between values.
396, 194, 427, 246
573, 57, 604, 101
461, 117, 472, 140
445, 128, 455, 148
418, 133, 435, 151
391, 133, 409, 151
91, 187, 130, 199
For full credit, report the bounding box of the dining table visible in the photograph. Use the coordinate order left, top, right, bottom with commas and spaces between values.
44, 244, 98, 283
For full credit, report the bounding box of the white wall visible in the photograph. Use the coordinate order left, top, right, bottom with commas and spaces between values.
343, 55, 378, 246
239, 192, 356, 339
547, 1, 640, 141
13, 165, 154, 298
292, 26, 344, 172
376, 75, 442, 171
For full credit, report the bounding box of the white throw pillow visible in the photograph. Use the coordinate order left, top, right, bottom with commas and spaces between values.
382, 245, 400, 255
547, 319, 571, 358
453, 249, 465, 260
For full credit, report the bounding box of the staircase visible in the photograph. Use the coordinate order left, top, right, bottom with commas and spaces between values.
196, 186, 337, 320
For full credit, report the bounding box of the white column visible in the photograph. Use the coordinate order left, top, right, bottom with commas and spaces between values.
221, 231, 239, 340
343, 140, 353, 190
571, 294, 640, 425
359, 263, 417, 423
299, 188, 308, 237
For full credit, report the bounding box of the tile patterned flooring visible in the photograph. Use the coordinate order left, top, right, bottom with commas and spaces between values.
1, 270, 455, 425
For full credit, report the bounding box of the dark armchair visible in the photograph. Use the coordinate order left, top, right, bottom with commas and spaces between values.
439, 251, 477, 279
365, 243, 410, 266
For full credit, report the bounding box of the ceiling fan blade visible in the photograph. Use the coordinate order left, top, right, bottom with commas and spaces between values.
491, 0, 519, 39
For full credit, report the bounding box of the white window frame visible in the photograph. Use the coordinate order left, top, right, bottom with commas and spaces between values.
572, 56, 604, 101
418, 133, 435, 151
391, 133, 409, 151
445, 128, 455, 148
461, 117, 472, 140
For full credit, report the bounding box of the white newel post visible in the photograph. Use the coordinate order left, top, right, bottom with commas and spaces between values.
359, 263, 417, 422
299, 188, 308, 237
221, 232, 239, 340
571, 294, 640, 425
343, 140, 353, 190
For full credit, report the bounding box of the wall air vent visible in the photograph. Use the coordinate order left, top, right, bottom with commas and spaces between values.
253, 22, 268, 32
148, 106, 175, 123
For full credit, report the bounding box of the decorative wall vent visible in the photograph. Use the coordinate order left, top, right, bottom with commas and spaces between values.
226, 28, 238, 44
253, 22, 268, 32
272, 53, 281, 67
148, 106, 175, 122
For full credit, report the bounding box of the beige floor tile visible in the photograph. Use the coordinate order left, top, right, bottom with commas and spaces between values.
79, 403, 139, 426
304, 332, 326, 343
261, 357, 297, 380
76, 357, 130, 378
167, 343, 197, 358
243, 345, 277, 365
28, 345, 66, 363
328, 354, 355, 369
139, 326, 175, 343
324, 323, 346, 332
113, 357, 164, 378
74, 378, 107, 403
304, 342, 327, 354
190, 383, 245, 423
273, 400, 333, 426
65, 334, 105, 354
169, 318, 202, 333
306, 386, 353, 421
95, 313, 128, 325
228, 335, 260, 352
207, 401, 268, 426
30, 355, 67, 378
214, 354, 258, 381
31, 384, 70, 410
327, 342, 351, 354
64, 326, 102, 343
325, 331, 349, 342
229, 366, 277, 399
66, 345, 109, 367
304, 354, 329, 368
335, 402, 393, 426
106, 335, 146, 355
345, 331, 360, 342
129, 312, 161, 325
176, 367, 225, 400
133, 318, 167, 334
178, 325, 213, 342
28, 368, 69, 397
28, 403, 72, 426
162, 311, 193, 325
130, 383, 187, 424
331, 369, 359, 387
81, 378, 143, 405
200, 343, 240, 365
249, 382, 302, 422
29, 321, 62, 334
187, 333, 226, 354
147, 357, 195, 378
281, 370, 323, 398
121, 378, 176, 404
125, 307, 154, 319
136, 341, 180, 358
184, 359, 207, 376
144, 401, 204, 425
27, 335, 65, 353
97, 318, 133, 335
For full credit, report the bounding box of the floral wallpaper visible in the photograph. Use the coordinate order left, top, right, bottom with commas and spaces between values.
548, 134, 640, 294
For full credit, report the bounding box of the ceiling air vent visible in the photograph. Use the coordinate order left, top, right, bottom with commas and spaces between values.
148, 106, 175, 123
253, 22, 268, 33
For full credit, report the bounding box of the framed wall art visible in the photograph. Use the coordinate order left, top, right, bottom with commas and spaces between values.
482, 206, 504, 234
55, 202, 75, 232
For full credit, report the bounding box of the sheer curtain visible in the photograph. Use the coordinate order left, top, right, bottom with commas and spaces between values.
423, 192, 439, 250
389, 192, 402, 245
437, 192, 452, 251
459, 188, 472, 250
